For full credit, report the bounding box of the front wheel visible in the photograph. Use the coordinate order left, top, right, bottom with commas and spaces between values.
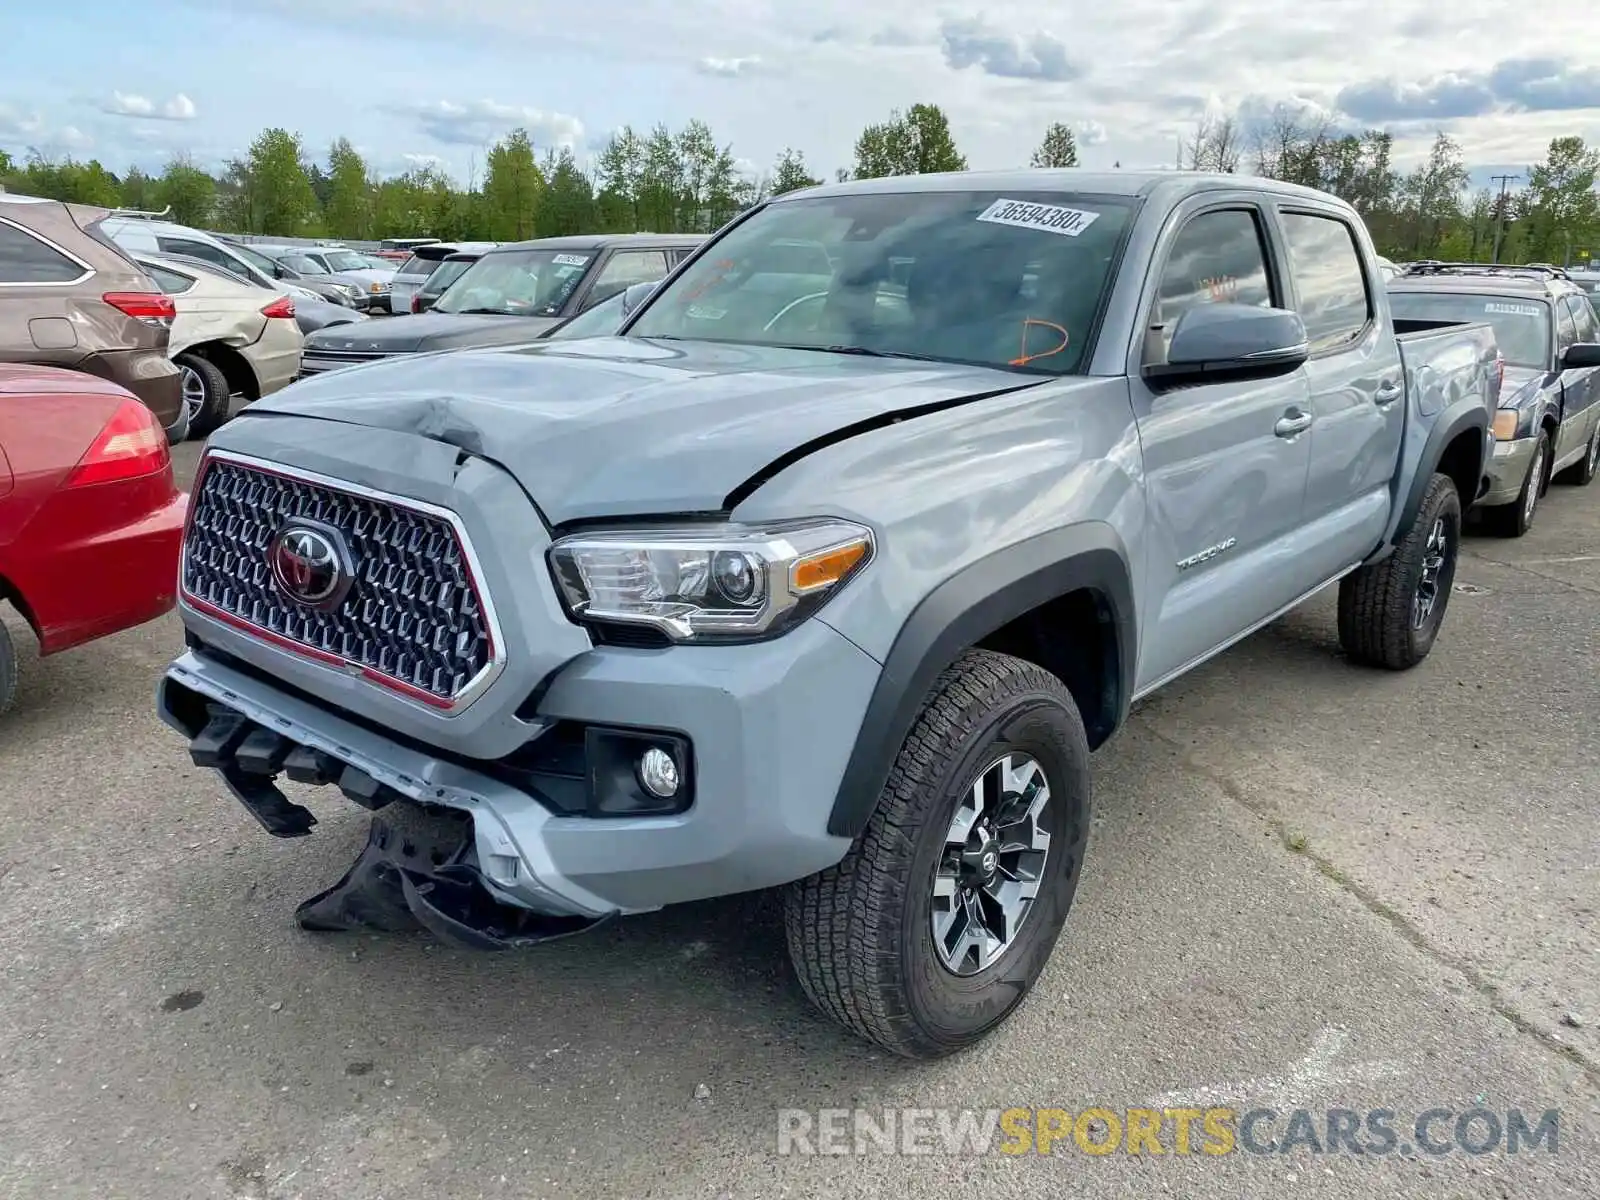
1484, 430, 1549, 537
175, 353, 232, 438
784, 649, 1091, 1059
1337, 472, 1461, 670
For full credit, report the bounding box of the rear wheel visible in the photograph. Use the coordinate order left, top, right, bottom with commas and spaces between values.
1338, 472, 1461, 670
175, 353, 231, 438
784, 649, 1091, 1059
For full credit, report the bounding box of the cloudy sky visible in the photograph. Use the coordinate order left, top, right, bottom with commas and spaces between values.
3, 0, 1598, 190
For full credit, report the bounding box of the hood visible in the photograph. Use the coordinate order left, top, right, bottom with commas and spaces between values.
305, 312, 564, 354
336, 268, 395, 285
246, 337, 1050, 524
1499, 365, 1548, 407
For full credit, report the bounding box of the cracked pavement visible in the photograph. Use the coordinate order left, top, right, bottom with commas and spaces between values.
0, 442, 1596, 1198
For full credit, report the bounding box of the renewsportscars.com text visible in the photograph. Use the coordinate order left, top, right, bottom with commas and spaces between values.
776, 1106, 1561, 1158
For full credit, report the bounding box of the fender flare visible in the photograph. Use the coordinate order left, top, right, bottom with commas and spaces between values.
826, 523, 1136, 839
1390, 401, 1488, 545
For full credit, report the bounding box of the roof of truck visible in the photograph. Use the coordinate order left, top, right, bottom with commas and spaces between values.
778, 169, 1353, 207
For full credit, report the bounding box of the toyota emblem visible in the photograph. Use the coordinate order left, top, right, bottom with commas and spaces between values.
268, 524, 351, 609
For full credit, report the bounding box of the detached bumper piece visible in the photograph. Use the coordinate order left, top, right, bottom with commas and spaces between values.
183, 704, 611, 950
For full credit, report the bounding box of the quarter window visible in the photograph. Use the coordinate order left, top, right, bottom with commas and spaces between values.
1279, 212, 1371, 353
1144, 209, 1274, 367
0, 221, 87, 284
143, 263, 195, 295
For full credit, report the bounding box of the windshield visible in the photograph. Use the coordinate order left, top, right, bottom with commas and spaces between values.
323, 250, 371, 272
547, 289, 625, 340
627, 191, 1134, 373
230, 243, 280, 276
1389, 291, 1552, 369
420, 258, 474, 297
282, 254, 321, 273
432, 248, 594, 317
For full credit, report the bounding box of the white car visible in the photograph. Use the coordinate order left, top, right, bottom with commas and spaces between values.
100, 213, 322, 307
133, 252, 304, 438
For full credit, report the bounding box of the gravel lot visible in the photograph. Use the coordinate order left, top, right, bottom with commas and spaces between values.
2, 441, 1597, 1199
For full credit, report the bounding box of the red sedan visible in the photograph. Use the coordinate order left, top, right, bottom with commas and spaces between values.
0, 365, 188, 714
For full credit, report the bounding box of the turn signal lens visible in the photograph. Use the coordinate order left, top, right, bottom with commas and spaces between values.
1492, 410, 1521, 441
791, 540, 870, 593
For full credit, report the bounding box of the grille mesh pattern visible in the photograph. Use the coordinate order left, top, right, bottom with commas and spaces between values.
182, 459, 492, 702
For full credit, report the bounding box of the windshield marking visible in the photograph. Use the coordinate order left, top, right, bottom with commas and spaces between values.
1486, 302, 1542, 316
553, 253, 590, 267
976, 198, 1100, 238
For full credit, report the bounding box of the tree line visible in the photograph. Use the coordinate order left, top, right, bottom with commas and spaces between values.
1, 102, 1595, 265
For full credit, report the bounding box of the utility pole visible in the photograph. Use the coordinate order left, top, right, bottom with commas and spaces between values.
1489, 173, 1520, 263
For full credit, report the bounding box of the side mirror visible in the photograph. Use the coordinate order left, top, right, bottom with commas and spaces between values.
1560, 342, 1600, 370
1145, 303, 1310, 390
619, 280, 658, 318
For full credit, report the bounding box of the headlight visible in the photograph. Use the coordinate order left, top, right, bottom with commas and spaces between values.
548, 519, 873, 642
369, 281, 390, 293
1492, 409, 1521, 441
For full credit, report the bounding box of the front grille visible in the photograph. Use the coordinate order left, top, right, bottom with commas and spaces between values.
182, 458, 493, 705
298, 349, 392, 375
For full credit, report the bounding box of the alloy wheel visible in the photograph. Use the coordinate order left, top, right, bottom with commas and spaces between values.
931, 752, 1052, 976
1412, 516, 1449, 630
180, 365, 206, 423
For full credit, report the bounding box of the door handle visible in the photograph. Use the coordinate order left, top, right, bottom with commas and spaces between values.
1374, 379, 1402, 405
1274, 408, 1314, 438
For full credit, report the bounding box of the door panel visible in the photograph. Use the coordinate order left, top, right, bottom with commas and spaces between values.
1279, 210, 1404, 580
1558, 295, 1600, 462
1129, 204, 1314, 691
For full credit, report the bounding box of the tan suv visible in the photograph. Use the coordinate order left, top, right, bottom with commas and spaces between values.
0, 194, 185, 437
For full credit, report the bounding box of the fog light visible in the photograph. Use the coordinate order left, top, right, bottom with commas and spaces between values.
637, 747, 680, 798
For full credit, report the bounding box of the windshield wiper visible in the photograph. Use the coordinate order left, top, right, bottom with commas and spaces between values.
447, 307, 516, 316
768, 343, 952, 364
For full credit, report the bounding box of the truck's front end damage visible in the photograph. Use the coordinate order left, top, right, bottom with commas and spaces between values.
158, 388, 884, 946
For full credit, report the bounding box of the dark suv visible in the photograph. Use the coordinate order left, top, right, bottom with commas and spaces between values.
1389, 262, 1600, 536
297, 233, 704, 376
0, 195, 184, 437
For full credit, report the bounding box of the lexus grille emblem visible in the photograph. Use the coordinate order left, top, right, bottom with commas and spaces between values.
268, 525, 349, 608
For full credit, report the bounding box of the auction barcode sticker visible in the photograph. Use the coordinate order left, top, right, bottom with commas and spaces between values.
552, 253, 591, 267
1486, 302, 1542, 316
977, 198, 1101, 237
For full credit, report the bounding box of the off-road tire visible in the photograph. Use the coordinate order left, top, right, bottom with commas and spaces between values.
784, 648, 1091, 1060
1337, 471, 1461, 670
1483, 430, 1549, 537
0, 618, 18, 718
1556, 419, 1600, 487
176, 352, 231, 438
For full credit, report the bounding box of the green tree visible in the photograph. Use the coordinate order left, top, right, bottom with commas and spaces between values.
1030, 122, 1080, 168
156, 156, 217, 226
852, 103, 966, 178
770, 148, 821, 195
1394, 132, 1469, 258
535, 147, 594, 236
323, 138, 372, 239
594, 126, 643, 231
119, 166, 156, 209
481, 128, 544, 240
10, 156, 122, 206
241, 128, 318, 235
1520, 137, 1600, 265
636, 124, 683, 231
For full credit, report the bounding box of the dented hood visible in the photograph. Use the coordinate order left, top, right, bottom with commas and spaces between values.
242, 337, 1039, 524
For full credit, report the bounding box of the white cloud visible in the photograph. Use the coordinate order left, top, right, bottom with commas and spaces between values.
696, 55, 764, 78
391, 99, 584, 149
101, 91, 197, 121
1077, 120, 1108, 147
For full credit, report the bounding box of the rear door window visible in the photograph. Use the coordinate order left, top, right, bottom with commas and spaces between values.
0, 220, 90, 284
1279, 211, 1372, 354
584, 250, 671, 308
397, 254, 438, 278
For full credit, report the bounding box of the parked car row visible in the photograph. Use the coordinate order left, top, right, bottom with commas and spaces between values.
297, 232, 703, 374
1387, 260, 1600, 536
0, 194, 318, 444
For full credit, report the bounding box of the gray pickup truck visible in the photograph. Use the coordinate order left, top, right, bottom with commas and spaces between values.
158, 171, 1499, 1060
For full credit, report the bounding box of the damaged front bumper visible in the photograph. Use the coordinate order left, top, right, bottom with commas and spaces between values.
159, 651, 626, 948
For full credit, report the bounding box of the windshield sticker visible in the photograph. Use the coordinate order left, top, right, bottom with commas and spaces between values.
977, 198, 1101, 238
552, 253, 590, 267
686, 303, 727, 320
1485, 302, 1542, 317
